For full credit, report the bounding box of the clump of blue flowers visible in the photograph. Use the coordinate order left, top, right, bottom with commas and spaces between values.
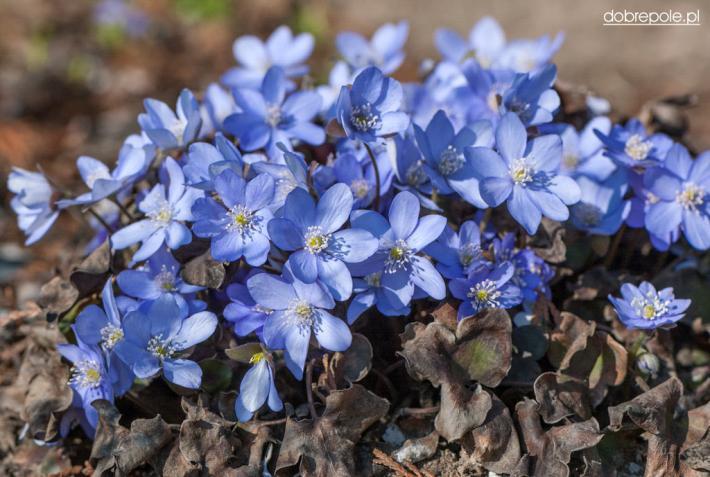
9, 17, 701, 439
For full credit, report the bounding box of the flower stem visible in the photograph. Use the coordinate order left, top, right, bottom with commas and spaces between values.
85, 206, 114, 233
604, 224, 626, 268
363, 142, 381, 211
305, 358, 318, 420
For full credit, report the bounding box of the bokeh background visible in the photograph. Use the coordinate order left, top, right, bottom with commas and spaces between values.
1, 0, 708, 313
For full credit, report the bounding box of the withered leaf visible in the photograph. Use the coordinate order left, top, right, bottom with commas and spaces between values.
434, 382, 491, 441
516, 398, 603, 477
69, 240, 112, 297
681, 402, 710, 472
399, 321, 455, 386
530, 218, 567, 264
37, 277, 79, 322
275, 384, 389, 476
182, 251, 225, 288
453, 309, 512, 387
533, 372, 591, 424
326, 333, 373, 386
461, 392, 522, 475
392, 430, 439, 464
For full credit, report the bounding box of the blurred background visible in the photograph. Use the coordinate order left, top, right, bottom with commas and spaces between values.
0, 0, 708, 311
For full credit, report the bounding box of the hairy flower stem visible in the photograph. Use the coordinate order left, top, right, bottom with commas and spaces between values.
305, 358, 318, 420
604, 224, 626, 268
86, 206, 115, 232
363, 142, 381, 211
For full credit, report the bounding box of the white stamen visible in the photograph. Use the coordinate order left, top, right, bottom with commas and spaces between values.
438, 146, 465, 176
385, 239, 412, 273
509, 158, 534, 185
304, 225, 331, 254
69, 359, 103, 389
467, 279, 502, 311
675, 183, 705, 211
351, 103, 382, 132
624, 134, 652, 161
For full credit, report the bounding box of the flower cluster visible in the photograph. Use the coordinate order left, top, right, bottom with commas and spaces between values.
8, 17, 697, 434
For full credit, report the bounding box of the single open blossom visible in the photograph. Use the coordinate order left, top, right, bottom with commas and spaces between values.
111, 157, 202, 263
570, 170, 631, 235
595, 118, 673, 169
349, 191, 447, 308
500, 64, 560, 126
232, 347, 282, 422
608, 282, 691, 329
268, 183, 378, 300
182, 135, 244, 190
75, 278, 126, 353
471, 112, 581, 234
115, 295, 217, 388
8, 168, 60, 245
643, 144, 709, 251
546, 117, 615, 180
221, 26, 314, 89
336, 21, 409, 74
347, 272, 413, 323
333, 152, 378, 209
425, 220, 483, 279
449, 261, 522, 320
247, 270, 352, 380
138, 89, 202, 150
192, 170, 275, 264
224, 280, 270, 338
492, 233, 553, 304
414, 110, 492, 207
334, 66, 409, 142
57, 142, 152, 207
224, 66, 324, 161
435, 16, 562, 72
116, 248, 204, 314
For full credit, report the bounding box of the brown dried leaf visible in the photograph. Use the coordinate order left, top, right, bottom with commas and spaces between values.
182, 251, 225, 288
681, 402, 710, 472
275, 384, 389, 476
37, 277, 79, 322
453, 309, 512, 387
434, 382, 491, 441
399, 321, 456, 386
534, 372, 592, 424
516, 398, 603, 477
392, 431, 439, 464
69, 240, 112, 297
328, 333, 373, 386
530, 218, 567, 264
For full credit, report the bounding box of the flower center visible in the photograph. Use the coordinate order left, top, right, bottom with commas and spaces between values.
304, 226, 330, 254
624, 134, 652, 161
385, 239, 412, 273
265, 104, 283, 127
458, 242, 481, 267
486, 91, 499, 112
249, 352, 265, 364
100, 324, 124, 350
226, 204, 259, 235
675, 183, 705, 211
364, 271, 382, 288
572, 202, 603, 227
438, 146, 465, 176
351, 102, 382, 132
148, 200, 173, 224
509, 159, 534, 185
405, 161, 427, 187
350, 179, 370, 199
467, 279, 502, 311
69, 359, 103, 389
286, 299, 316, 331
630, 292, 670, 321
147, 334, 178, 360
154, 265, 176, 291
169, 118, 188, 145
563, 153, 579, 169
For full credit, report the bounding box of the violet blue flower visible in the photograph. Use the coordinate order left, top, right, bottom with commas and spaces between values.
268, 183, 378, 300
224, 281, 270, 338
191, 170, 275, 264
111, 157, 203, 263
247, 271, 352, 379
336, 21, 409, 74
608, 281, 691, 329
182, 134, 244, 190
138, 89, 202, 150
234, 350, 282, 422
471, 112, 581, 234
449, 261, 522, 320
425, 220, 483, 279
595, 119, 673, 169
570, 170, 631, 235
7, 168, 60, 245
114, 295, 217, 388
500, 64, 560, 126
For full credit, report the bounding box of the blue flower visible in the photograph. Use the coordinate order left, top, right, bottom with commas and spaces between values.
111, 157, 203, 263
316, 61, 353, 115
75, 278, 127, 353
224, 66, 324, 161
334, 66, 410, 142
391, 135, 441, 211
252, 146, 309, 207
608, 281, 690, 329
336, 21, 409, 74
224, 280, 270, 338
595, 118, 673, 168
247, 271, 352, 380
548, 117, 615, 180
425, 220, 483, 279
115, 295, 217, 388
116, 248, 204, 314
234, 350, 283, 422
471, 112, 581, 234
333, 151, 378, 209
57, 145, 152, 207
643, 144, 710, 250
347, 272, 412, 324
138, 89, 202, 150
268, 184, 378, 300
222, 26, 314, 89
570, 170, 631, 235
201, 83, 239, 133
57, 337, 115, 430
414, 110, 492, 207
192, 170, 275, 264
449, 262, 522, 320
500, 65, 560, 126
7, 168, 60, 245
349, 191, 447, 308
182, 134, 244, 190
